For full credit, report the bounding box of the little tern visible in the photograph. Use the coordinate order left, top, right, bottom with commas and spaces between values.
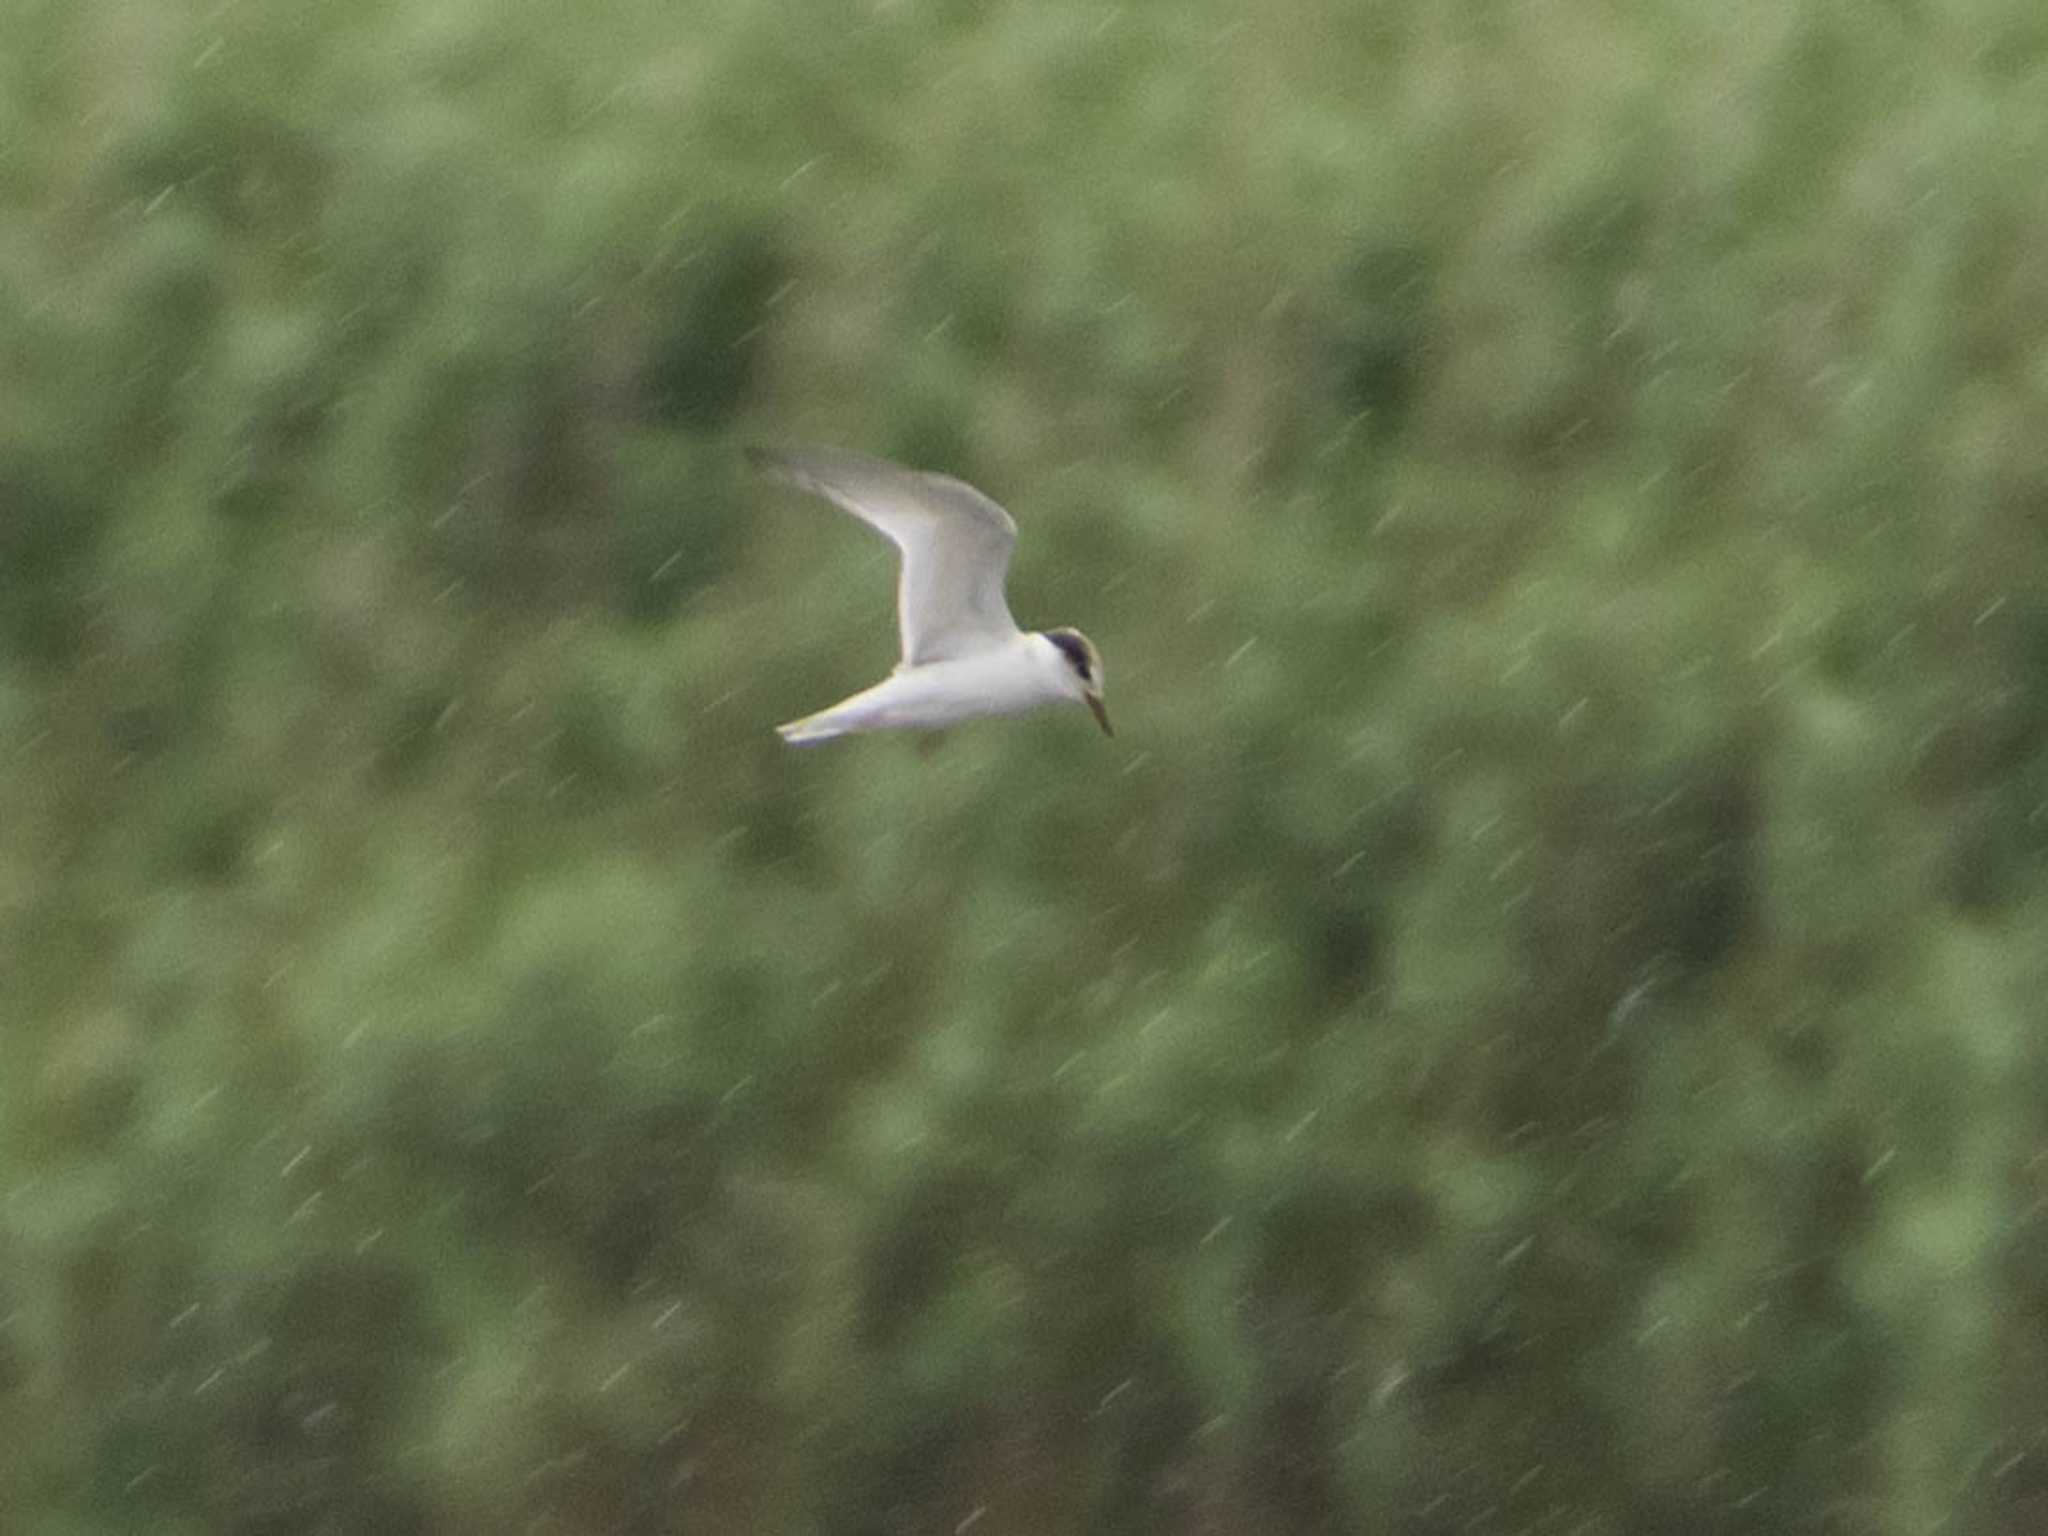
748, 444, 1112, 746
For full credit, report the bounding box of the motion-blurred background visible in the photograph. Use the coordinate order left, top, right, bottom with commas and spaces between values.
5, 1, 2048, 1531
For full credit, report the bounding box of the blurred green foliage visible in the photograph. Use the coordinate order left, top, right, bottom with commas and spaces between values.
5, 0, 2048, 1531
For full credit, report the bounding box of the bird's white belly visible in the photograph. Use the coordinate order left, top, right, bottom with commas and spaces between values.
779, 639, 1059, 743
874, 646, 1058, 726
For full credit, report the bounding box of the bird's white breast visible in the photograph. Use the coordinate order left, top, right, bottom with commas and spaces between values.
883, 634, 1069, 725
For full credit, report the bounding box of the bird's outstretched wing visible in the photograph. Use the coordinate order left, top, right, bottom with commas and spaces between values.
747, 443, 1020, 665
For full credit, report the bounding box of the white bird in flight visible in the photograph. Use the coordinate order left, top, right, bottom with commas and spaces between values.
748, 444, 1112, 746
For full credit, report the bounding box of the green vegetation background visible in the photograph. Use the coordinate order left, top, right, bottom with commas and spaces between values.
4, 0, 2048, 1531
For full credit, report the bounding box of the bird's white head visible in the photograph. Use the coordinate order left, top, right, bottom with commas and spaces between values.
1041, 627, 1112, 737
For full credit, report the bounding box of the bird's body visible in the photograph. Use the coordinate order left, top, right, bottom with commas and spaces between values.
775, 631, 1082, 745
748, 444, 1111, 746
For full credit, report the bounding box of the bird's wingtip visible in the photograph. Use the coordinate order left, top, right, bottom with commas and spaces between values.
747, 442, 817, 491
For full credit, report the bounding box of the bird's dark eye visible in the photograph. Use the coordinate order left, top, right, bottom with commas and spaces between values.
1047, 629, 1091, 681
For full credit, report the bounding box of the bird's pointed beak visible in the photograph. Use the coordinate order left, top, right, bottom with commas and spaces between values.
1087, 694, 1114, 737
